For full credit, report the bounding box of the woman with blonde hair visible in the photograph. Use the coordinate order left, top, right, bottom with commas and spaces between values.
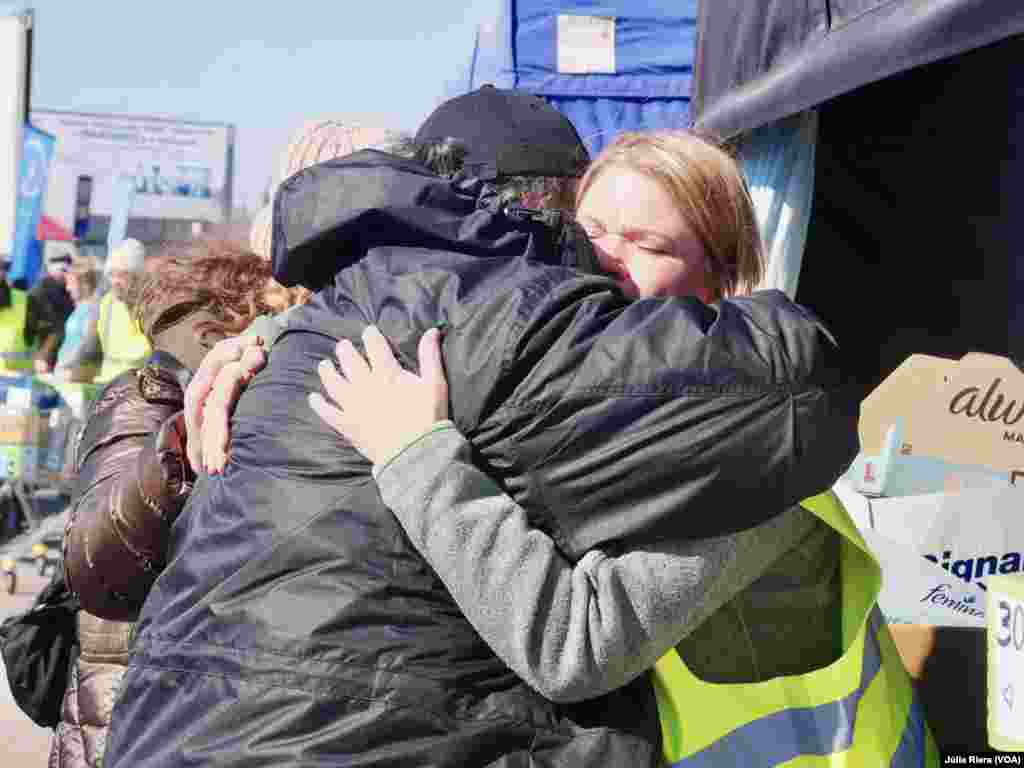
51, 238, 307, 768
54, 255, 102, 382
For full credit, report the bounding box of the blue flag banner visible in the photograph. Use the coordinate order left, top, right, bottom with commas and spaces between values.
8, 123, 56, 287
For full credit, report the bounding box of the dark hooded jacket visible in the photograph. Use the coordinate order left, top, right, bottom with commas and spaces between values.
104, 151, 858, 768
27, 275, 75, 368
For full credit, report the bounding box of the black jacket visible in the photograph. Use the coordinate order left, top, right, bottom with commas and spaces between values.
27, 275, 74, 367
105, 152, 858, 768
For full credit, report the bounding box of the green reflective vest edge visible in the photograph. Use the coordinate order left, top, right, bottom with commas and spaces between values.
96, 292, 151, 383
0, 289, 34, 373
652, 490, 940, 766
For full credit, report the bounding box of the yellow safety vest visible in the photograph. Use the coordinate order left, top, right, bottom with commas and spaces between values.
96, 292, 151, 383
652, 490, 939, 767
0, 289, 33, 372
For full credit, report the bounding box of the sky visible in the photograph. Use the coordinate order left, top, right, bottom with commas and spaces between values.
3, 0, 497, 212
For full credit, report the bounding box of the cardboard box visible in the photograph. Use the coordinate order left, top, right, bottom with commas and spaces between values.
835, 480, 991, 628
0, 444, 38, 483
858, 354, 955, 456
853, 352, 1024, 496
915, 353, 1024, 477
40, 409, 80, 489
844, 355, 1024, 623
0, 376, 61, 410
0, 406, 44, 445
841, 352, 1024, 751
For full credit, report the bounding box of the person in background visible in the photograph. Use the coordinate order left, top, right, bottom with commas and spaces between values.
53, 255, 102, 382
248, 118, 404, 263
242, 119, 401, 348
95, 238, 151, 383
28, 250, 76, 374
103, 88, 856, 768
53, 239, 306, 768
0, 258, 38, 373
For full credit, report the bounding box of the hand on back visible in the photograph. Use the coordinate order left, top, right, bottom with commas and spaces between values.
184, 326, 448, 473
310, 326, 449, 466
183, 335, 267, 474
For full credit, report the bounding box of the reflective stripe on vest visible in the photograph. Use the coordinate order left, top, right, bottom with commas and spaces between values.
653, 491, 940, 767
0, 289, 33, 372
97, 292, 151, 382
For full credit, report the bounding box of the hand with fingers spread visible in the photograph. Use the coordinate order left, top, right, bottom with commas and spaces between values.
183, 334, 268, 474
309, 326, 448, 467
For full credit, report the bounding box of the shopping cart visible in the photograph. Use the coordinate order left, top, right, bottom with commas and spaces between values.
1, 523, 65, 595
0, 376, 96, 594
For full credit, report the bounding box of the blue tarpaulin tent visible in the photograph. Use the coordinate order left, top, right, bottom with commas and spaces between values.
453, 0, 697, 158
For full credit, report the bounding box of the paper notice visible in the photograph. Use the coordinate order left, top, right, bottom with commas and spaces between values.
557, 15, 616, 74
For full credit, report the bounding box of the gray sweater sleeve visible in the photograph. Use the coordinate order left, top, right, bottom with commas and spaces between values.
375, 423, 818, 703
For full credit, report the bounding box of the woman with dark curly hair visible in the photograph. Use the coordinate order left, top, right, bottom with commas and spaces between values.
50, 238, 307, 768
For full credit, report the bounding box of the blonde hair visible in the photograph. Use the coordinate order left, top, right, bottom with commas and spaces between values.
250, 119, 407, 261
277, 119, 402, 184
576, 130, 766, 299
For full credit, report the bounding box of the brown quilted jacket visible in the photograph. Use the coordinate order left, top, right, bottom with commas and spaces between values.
47, 613, 132, 768
50, 352, 194, 768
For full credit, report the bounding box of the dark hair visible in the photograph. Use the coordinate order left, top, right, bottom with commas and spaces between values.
400, 136, 579, 211
133, 238, 309, 343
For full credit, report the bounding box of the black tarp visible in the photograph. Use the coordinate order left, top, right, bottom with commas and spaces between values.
795, 35, 1024, 401
693, 0, 1024, 140
693, 11, 1024, 751
692, 1, 1024, 403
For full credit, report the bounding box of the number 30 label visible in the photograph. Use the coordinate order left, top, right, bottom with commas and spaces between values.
990, 588, 1024, 744
997, 598, 1024, 651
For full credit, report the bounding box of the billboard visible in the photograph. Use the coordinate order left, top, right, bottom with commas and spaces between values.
0, 11, 31, 259
28, 109, 235, 231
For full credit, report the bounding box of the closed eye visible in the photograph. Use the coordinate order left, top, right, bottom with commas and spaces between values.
636, 244, 670, 255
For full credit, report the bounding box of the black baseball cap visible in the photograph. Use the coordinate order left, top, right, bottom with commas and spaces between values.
415, 85, 589, 180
